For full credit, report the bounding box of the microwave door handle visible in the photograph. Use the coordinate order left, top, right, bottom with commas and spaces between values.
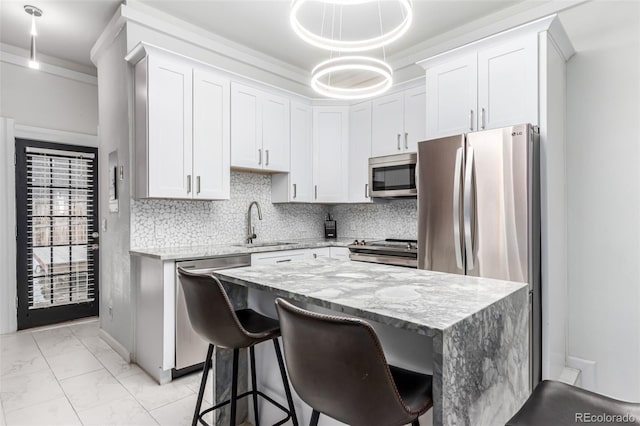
463, 146, 475, 270
453, 147, 464, 270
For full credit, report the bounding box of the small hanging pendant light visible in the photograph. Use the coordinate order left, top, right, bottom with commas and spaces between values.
24, 5, 43, 70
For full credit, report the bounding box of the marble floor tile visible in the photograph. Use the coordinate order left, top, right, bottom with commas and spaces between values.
0, 348, 49, 379
3, 397, 81, 426
94, 347, 143, 379
0, 369, 65, 413
183, 369, 214, 404
32, 327, 85, 357
78, 335, 113, 357
149, 394, 213, 426
118, 371, 194, 411
69, 320, 100, 339
46, 347, 103, 380
76, 395, 158, 426
0, 334, 39, 358
60, 368, 130, 412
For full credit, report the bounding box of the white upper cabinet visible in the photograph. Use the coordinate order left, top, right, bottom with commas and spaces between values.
477, 35, 538, 130
231, 82, 290, 172
313, 106, 349, 203
146, 55, 193, 199
371, 93, 404, 157
192, 68, 230, 200
424, 34, 538, 139
272, 101, 313, 203
348, 101, 372, 203
425, 54, 478, 138
134, 50, 230, 200
403, 86, 427, 152
371, 87, 425, 156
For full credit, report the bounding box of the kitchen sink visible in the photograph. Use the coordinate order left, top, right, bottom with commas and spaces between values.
232, 241, 297, 248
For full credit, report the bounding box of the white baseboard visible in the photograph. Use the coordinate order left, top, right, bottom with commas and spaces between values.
99, 328, 131, 363
567, 356, 597, 391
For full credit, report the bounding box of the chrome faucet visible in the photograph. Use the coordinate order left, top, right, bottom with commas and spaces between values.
247, 201, 263, 244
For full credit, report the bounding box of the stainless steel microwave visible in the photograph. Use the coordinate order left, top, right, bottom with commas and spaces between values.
368, 153, 417, 198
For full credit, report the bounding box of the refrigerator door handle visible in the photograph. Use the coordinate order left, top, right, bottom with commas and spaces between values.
464, 146, 475, 270
453, 147, 464, 270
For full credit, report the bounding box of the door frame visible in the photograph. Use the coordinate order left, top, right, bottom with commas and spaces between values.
15, 138, 99, 330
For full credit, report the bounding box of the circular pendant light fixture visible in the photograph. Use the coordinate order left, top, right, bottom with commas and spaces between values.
290, 0, 413, 52
311, 56, 393, 100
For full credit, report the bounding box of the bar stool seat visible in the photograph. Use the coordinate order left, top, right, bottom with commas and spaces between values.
178, 268, 298, 426
506, 380, 640, 426
275, 298, 433, 426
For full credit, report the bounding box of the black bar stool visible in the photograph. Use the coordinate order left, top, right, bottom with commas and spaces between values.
275, 298, 433, 426
506, 380, 640, 426
178, 268, 298, 426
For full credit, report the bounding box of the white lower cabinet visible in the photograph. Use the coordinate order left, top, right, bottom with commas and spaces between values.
329, 247, 351, 261
250, 247, 344, 265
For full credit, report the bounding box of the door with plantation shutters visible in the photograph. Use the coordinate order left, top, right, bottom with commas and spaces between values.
15, 139, 99, 329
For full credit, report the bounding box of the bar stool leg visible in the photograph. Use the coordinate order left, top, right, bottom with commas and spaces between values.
229, 348, 239, 426
411, 419, 420, 426
273, 338, 299, 426
310, 410, 320, 426
193, 344, 214, 426
249, 346, 260, 426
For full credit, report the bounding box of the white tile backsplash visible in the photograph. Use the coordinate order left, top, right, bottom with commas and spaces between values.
131, 172, 418, 249
331, 199, 418, 240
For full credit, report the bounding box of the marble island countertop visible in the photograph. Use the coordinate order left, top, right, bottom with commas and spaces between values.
214, 257, 527, 332
129, 237, 355, 261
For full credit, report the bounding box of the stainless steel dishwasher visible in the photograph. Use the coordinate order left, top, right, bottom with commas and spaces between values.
174, 255, 251, 377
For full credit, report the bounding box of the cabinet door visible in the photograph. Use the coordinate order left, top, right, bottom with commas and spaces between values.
478, 35, 538, 130
348, 101, 372, 203
403, 86, 426, 152
193, 69, 230, 200
313, 107, 349, 203
231, 83, 262, 169
371, 93, 404, 157
262, 93, 290, 172
147, 55, 193, 198
250, 250, 308, 265
289, 102, 313, 202
425, 54, 477, 139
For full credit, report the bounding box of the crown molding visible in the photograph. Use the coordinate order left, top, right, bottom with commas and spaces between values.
0, 48, 97, 86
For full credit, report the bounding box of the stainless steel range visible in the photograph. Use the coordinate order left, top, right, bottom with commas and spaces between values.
347, 239, 418, 268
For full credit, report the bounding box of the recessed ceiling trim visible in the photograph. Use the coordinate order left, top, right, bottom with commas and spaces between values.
0, 49, 97, 85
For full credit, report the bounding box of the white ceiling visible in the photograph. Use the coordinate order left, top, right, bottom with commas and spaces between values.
0, 0, 534, 73
0, 0, 122, 68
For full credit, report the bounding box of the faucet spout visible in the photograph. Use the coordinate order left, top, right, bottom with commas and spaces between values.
247, 201, 263, 244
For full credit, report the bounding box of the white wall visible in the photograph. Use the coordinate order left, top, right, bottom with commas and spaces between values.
0, 49, 99, 333
560, 0, 640, 401
0, 60, 98, 135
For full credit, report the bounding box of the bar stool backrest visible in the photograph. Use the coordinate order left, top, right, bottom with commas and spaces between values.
178, 268, 253, 349
275, 298, 416, 426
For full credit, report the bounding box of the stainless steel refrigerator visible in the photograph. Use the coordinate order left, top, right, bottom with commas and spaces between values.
417, 123, 541, 386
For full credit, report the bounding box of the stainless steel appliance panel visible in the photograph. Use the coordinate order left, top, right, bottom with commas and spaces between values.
175, 255, 251, 371
368, 153, 417, 198
464, 124, 531, 283
417, 134, 466, 274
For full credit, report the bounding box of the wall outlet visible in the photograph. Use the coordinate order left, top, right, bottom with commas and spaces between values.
101, 219, 108, 232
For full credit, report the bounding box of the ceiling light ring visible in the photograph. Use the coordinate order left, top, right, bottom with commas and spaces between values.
291, 0, 413, 52
311, 56, 393, 100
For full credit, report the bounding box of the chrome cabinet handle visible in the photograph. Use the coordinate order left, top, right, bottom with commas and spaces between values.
265, 149, 270, 166
481, 108, 486, 130
453, 147, 464, 270
397, 134, 401, 150
293, 183, 297, 199
196, 176, 201, 194
314, 185, 318, 200
469, 109, 474, 131
186, 175, 192, 194
365, 183, 369, 198
258, 149, 262, 165
404, 132, 408, 150
463, 146, 475, 270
